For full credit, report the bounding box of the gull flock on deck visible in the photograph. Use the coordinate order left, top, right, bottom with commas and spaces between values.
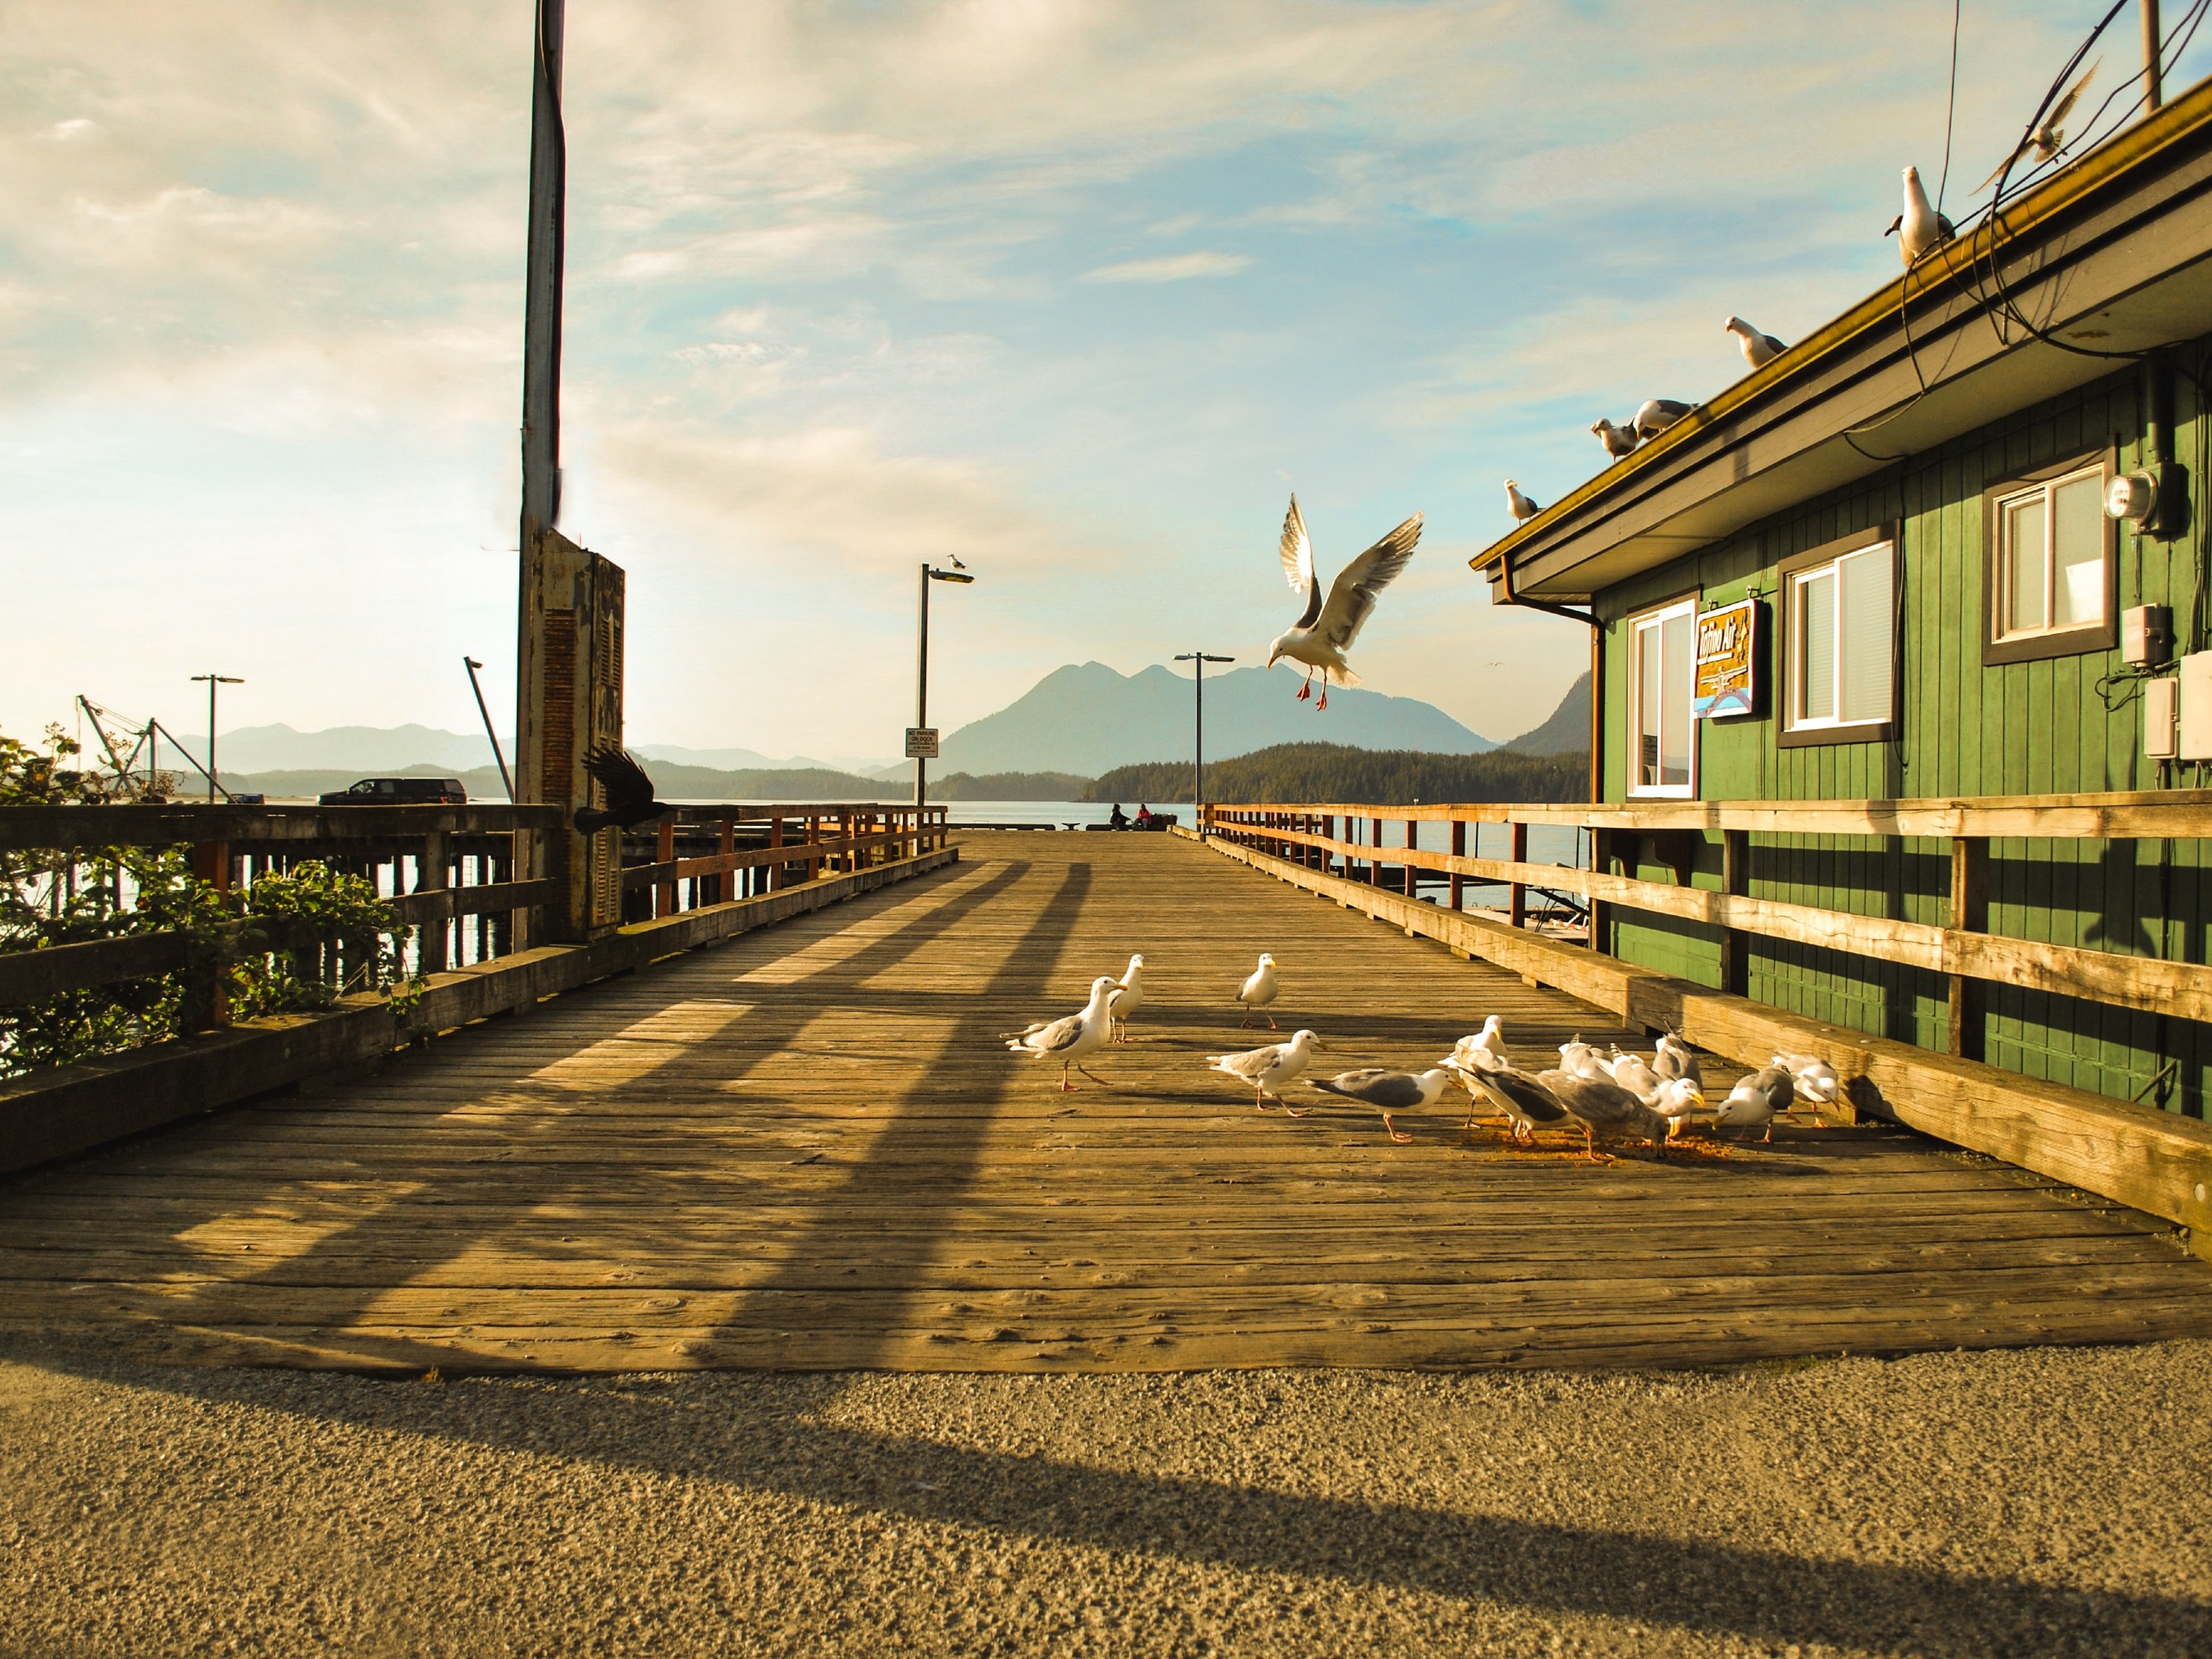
1001, 953, 1841, 1160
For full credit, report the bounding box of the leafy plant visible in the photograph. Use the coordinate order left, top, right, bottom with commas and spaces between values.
1, 725, 421, 1079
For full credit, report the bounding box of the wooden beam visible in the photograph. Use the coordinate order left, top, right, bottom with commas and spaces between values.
0, 804, 563, 853
0, 932, 188, 1007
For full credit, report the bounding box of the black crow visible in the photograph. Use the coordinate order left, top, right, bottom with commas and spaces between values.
574, 747, 671, 833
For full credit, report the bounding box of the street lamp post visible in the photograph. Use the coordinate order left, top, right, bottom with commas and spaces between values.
188, 673, 243, 803
914, 562, 976, 810
1172, 652, 1234, 834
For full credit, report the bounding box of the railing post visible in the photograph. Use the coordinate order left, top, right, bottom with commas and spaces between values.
189, 837, 232, 1028
1950, 836, 1988, 1058
1588, 828, 1610, 952
1509, 821, 1529, 930
1720, 828, 1750, 995
1403, 819, 1416, 896
418, 830, 449, 974
1449, 820, 1465, 910
770, 815, 785, 890
718, 817, 735, 906
656, 820, 677, 918
808, 814, 822, 880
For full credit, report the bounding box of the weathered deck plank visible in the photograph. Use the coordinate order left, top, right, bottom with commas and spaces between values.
3, 830, 2207, 1373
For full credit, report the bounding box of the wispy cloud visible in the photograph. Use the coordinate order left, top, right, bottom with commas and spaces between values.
1083, 251, 1252, 283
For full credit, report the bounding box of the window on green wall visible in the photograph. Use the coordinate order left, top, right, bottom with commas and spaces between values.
1779, 527, 1897, 748
1628, 596, 1696, 796
1983, 454, 2116, 665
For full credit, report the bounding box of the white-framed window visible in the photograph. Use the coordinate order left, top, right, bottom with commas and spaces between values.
1628, 597, 1696, 797
1783, 537, 1893, 740
1992, 462, 2109, 645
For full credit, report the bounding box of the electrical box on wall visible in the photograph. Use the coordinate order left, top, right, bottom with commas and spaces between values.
2123, 603, 2174, 666
2178, 653, 2212, 760
2145, 676, 2179, 760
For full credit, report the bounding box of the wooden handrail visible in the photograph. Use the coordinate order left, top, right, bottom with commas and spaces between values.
1207, 788, 2212, 840
1204, 798, 2212, 1034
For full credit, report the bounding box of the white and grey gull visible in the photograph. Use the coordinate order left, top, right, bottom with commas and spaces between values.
1309, 1066, 1451, 1144
1209, 1029, 1322, 1114
1004, 976, 1117, 1092
1265, 495, 1423, 710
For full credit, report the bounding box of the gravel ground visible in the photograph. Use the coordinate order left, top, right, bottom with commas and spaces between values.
4, 1340, 2210, 1658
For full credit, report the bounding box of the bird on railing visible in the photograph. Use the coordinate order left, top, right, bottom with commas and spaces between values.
1236, 952, 1280, 1028
1004, 976, 1117, 1091
1265, 495, 1423, 711
1309, 1066, 1451, 1144
1107, 953, 1145, 1043
573, 747, 672, 834
1208, 1029, 1321, 1114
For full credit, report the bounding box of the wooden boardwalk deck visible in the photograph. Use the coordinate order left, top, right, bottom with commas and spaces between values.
3, 830, 2209, 1373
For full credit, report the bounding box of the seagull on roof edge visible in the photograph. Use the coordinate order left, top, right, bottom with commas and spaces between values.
1504, 479, 1541, 522
1885, 165, 1956, 266
1725, 316, 1785, 369
1266, 495, 1423, 711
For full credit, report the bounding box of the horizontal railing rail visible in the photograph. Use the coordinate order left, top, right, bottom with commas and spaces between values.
0, 800, 954, 1032
1203, 790, 2212, 1052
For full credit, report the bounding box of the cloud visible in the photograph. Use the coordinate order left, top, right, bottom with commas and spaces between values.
1083, 250, 1252, 283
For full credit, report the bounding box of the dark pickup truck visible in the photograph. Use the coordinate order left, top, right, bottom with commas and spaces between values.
318, 777, 469, 805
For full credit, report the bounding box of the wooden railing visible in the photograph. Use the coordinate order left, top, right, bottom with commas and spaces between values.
620, 805, 950, 922
1, 800, 950, 1031
1204, 791, 2212, 1047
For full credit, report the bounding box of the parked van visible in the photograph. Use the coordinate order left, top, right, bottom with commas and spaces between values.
318, 778, 469, 805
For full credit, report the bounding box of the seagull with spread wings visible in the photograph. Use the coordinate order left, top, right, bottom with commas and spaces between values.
1265, 495, 1423, 710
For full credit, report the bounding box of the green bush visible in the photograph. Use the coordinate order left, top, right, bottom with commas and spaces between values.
1, 725, 418, 1079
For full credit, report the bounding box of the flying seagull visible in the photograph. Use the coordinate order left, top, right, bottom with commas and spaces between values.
1981, 59, 2100, 189
1591, 418, 1640, 459
1632, 399, 1694, 440
1310, 1066, 1451, 1144
1504, 479, 1541, 522
574, 747, 672, 834
1266, 495, 1423, 710
1885, 165, 1955, 266
1725, 316, 1785, 369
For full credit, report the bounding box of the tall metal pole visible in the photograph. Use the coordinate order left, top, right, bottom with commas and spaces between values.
465, 657, 516, 802
2145, 0, 2164, 112
1173, 652, 1234, 833
190, 674, 242, 802
914, 563, 930, 810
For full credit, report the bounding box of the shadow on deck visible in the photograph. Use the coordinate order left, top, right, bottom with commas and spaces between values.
3, 830, 2209, 1374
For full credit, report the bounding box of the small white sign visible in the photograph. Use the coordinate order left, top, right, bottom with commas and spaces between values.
905, 727, 940, 759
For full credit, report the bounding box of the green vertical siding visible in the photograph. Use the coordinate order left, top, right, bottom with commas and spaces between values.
1594, 351, 2211, 1119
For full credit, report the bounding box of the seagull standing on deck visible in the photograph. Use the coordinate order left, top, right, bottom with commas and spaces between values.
1004, 976, 1116, 1092
1886, 165, 1956, 265
1310, 1067, 1451, 1144
1265, 496, 1423, 711
1107, 954, 1145, 1044
1236, 952, 1280, 1028
1209, 1030, 1321, 1114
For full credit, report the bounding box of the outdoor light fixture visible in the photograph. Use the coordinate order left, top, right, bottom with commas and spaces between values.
915, 563, 978, 810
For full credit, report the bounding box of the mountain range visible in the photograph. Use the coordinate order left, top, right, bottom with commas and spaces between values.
929, 662, 1495, 777
156, 662, 1579, 789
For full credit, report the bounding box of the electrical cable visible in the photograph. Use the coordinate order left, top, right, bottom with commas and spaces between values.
1936, 0, 1964, 215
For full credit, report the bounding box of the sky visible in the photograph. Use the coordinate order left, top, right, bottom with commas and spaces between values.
5, 0, 2202, 766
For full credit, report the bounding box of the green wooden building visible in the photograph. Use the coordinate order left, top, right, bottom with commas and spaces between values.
1472, 79, 2212, 1122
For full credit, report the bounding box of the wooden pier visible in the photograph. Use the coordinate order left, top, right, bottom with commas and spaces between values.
3, 830, 2207, 1374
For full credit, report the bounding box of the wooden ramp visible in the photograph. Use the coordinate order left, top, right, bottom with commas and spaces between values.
3, 830, 2208, 1374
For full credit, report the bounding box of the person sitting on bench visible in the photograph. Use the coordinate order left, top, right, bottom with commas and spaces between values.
1109, 803, 1128, 829
1135, 804, 1154, 829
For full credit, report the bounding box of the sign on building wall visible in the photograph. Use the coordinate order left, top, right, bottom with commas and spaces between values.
1693, 598, 1758, 719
